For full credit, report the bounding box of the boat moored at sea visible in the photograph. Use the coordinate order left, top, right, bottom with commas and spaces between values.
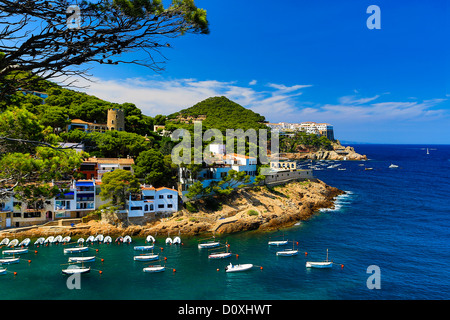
146, 235, 156, 243
34, 238, 45, 246
0, 257, 20, 264
306, 249, 333, 268
123, 236, 132, 243
68, 256, 96, 263
134, 254, 159, 261
268, 240, 288, 246
8, 239, 19, 247
225, 263, 253, 273
2, 248, 28, 255
62, 265, 91, 275
209, 252, 232, 259
134, 245, 154, 251
0, 238, 9, 246
64, 246, 89, 254
18, 238, 30, 247
0, 268, 7, 275
103, 236, 112, 244
143, 265, 165, 273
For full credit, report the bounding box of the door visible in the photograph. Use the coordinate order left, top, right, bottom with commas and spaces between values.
5, 218, 11, 228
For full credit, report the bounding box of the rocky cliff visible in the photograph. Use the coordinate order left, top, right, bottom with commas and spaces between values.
283, 141, 367, 161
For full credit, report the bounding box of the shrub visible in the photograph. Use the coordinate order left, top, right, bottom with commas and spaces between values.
247, 209, 259, 216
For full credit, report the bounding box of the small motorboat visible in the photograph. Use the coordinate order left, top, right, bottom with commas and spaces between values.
115, 236, 123, 243
146, 235, 156, 243
173, 236, 181, 245
208, 252, 232, 259
0, 268, 7, 275
94, 234, 104, 242
62, 265, 91, 275
68, 256, 96, 263
389, 164, 399, 169
276, 249, 299, 256
34, 237, 45, 246
52, 235, 63, 243
77, 238, 85, 244
143, 265, 165, 273
134, 254, 159, 261
165, 237, 172, 245
103, 236, 112, 244
365, 168, 373, 171
225, 263, 253, 273
0, 257, 20, 265
62, 236, 71, 243
123, 236, 132, 244
2, 248, 28, 255
18, 238, 30, 247
86, 236, 95, 243
268, 240, 288, 246
64, 246, 89, 254
134, 245, 154, 251
0, 238, 10, 246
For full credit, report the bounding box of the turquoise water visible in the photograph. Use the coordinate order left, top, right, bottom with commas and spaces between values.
1, 144, 449, 300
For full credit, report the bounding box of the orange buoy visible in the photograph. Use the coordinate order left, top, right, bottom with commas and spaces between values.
101, 258, 104, 262
99, 270, 103, 274
236, 254, 239, 258
305, 252, 308, 256
13, 272, 17, 275
341, 264, 344, 269
164, 257, 167, 261
296, 242, 299, 246
28, 260, 31, 263
260, 266, 263, 270
173, 268, 176, 272
34, 250, 38, 254
161, 247, 164, 251
217, 268, 219, 272
96, 249, 99, 252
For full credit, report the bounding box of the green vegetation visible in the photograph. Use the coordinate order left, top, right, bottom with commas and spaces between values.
99, 169, 141, 209
279, 131, 333, 152
247, 209, 259, 216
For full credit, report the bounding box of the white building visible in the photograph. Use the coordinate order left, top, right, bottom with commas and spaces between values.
127, 186, 178, 218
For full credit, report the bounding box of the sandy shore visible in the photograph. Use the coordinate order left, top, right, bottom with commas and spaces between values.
0, 179, 344, 240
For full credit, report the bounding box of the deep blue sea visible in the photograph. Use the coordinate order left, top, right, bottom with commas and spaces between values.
1, 144, 449, 300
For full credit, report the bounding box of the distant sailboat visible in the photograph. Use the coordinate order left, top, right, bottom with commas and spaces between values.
427, 148, 430, 155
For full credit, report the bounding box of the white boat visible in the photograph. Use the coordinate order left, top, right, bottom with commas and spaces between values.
77, 238, 85, 244
173, 236, 181, 244
86, 236, 95, 242
123, 235, 132, 243
365, 168, 373, 171
68, 256, 96, 263
62, 265, 91, 275
8, 239, 19, 247
44, 236, 54, 244
64, 246, 89, 254
338, 168, 347, 171
53, 235, 62, 243
306, 249, 333, 268
268, 240, 288, 246
208, 252, 232, 259
134, 245, 154, 251
198, 241, 220, 249
276, 249, 299, 256
34, 237, 45, 246
146, 235, 156, 243
94, 234, 104, 242
62, 236, 71, 243
389, 164, 399, 168
143, 265, 165, 273
225, 263, 253, 273
134, 254, 159, 261
103, 236, 112, 244
0, 268, 6, 275
0, 257, 20, 264
0, 238, 9, 246
115, 236, 123, 243
165, 237, 172, 245
3, 248, 28, 255
427, 148, 430, 155
18, 238, 30, 247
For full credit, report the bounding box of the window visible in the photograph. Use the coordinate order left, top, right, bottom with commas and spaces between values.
144, 195, 154, 200
167, 194, 173, 199
167, 204, 173, 208
159, 195, 164, 199
24, 211, 41, 218
144, 205, 148, 211
130, 206, 142, 211
158, 204, 164, 209
150, 204, 154, 211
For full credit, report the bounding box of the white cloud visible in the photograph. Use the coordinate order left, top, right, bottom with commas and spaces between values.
249, 80, 257, 85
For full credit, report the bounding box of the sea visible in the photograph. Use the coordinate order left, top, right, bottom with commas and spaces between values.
0, 144, 449, 301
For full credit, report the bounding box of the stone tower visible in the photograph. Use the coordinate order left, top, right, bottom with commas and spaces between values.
107, 108, 125, 131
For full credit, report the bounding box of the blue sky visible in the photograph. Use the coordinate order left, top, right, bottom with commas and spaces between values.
79, 0, 450, 144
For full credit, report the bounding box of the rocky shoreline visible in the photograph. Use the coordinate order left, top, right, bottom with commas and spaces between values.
284, 142, 367, 161
0, 179, 344, 240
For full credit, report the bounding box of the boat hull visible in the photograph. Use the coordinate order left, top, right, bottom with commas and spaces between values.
0, 268, 6, 275
276, 250, 299, 256
143, 266, 165, 273
208, 252, 232, 259
134, 254, 159, 261
134, 245, 154, 251
62, 267, 91, 275
0, 257, 20, 264
68, 256, 96, 263
306, 261, 333, 268
2, 248, 28, 255
198, 242, 220, 249
268, 241, 288, 246
225, 264, 253, 273
64, 247, 89, 254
